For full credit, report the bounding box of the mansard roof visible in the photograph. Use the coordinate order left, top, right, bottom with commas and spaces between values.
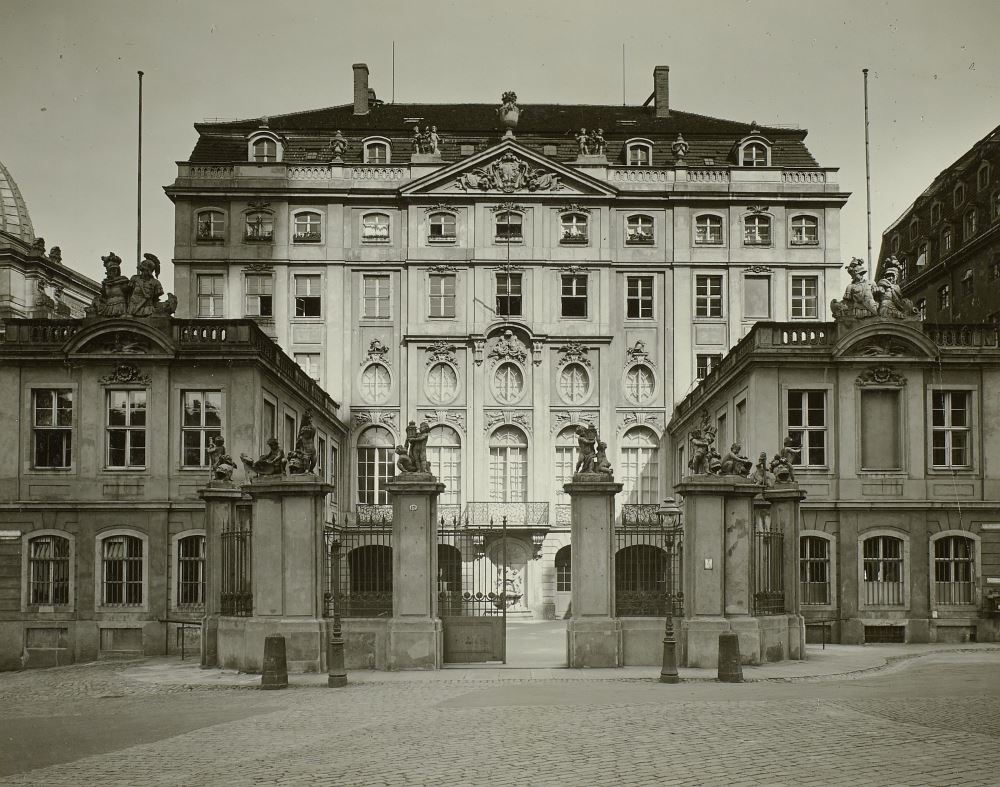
186, 102, 819, 168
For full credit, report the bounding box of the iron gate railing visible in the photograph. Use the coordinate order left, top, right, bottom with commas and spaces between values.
220, 505, 252, 616
326, 525, 393, 617
438, 517, 513, 617
752, 520, 785, 616
614, 526, 684, 617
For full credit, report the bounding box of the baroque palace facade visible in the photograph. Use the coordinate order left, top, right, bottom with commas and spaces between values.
164, 64, 848, 619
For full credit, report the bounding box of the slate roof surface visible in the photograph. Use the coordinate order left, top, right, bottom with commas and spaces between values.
186, 102, 820, 168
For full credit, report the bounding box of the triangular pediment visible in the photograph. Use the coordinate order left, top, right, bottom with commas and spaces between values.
401, 140, 617, 198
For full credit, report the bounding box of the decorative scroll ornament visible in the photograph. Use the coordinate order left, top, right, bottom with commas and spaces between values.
551, 410, 598, 434
425, 264, 458, 273
488, 202, 527, 213
830, 257, 919, 323
488, 330, 528, 365
472, 338, 487, 366
847, 338, 918, 357
557, 265, 591, 275
745, 265, 772, 274
618, 410, 662, 433
456, 152, 562, 193
102, 332, 149, 354
484, 409, 532, 434
247, 200, 271, 211
423, 203, 459, 214
624, 339, 651, 367
556, 341, 591, 368
363, 338, 390, 366
352, 410, 397, 430
856, 367, 907, 387
747, 205, 770, 215
425, 340, 459, 366
556, 203, 592, 214
419, 409, 466, 432
99, 363, 151, 386
244, 263, 274, 272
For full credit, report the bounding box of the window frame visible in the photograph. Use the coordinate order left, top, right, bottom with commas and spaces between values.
361, 273, 392, 320
293, 273, 323, 319
799, 531, 836, 609
929, 531, 980, 609
95, 529, 149, 611
790, 275, 820, 320
171, 530, 206, 612
294, 353, 322, 382
493, 362, 526, 405
857, 387, 904, 473
243, 210, 274, 243
625, 139, 653, 167
105, 388, 148, 470
180, 389, 223, 469
623, 363, 657, 405
195, 208, 227, 242
196, 273, 225, 318
427, 211, 457, 244
31, 387, 74, 470
789, 214, 820, 246
248, 133, 282, 163
743, 214, 773, 247
495, 271, 523, 318
425, 361, 460, 405
428, 273, 456, 318
930, 201, 942, 225
359, 362, 392, 405
360, 212, 391, 245
784, 388, 829, 469
557, 362, 592, 405
927, 387, 975, 472
244, 273, 274, 318
693, 214, 724, 247
619, 426, 661, 505
362, 137, 392, 165
739, 140, 770, 167
695, 274, 724, 319
625, 214, 655, 246
953, 181, 965, 208
356, 426, 396, 505
494, 211, 524, 244
292, 210, 323, 243
695, 354, 722, 380
977, 162, 991, 191
560, 273, 588, 318
858, 530, 909, 610
22, 530, 75, 611
559, 212, 589, 246
625, 275, 655, 320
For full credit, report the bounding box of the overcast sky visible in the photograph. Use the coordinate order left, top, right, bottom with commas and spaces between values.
2, 0, 999, 290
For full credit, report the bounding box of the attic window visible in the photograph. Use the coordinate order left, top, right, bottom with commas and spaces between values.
403, 118, 423, 124
740, 141, 769, 167
248, 133, 282, 163
703, 158, 715, 166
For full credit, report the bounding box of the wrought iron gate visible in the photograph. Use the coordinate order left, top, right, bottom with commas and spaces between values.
438, 516, 509, 663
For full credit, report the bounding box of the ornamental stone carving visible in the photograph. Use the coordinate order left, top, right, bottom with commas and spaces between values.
830, 257, 919, 323
618, 410, 661, 433
551, 410, 598, 434
329, 130, 348, 161
425, 340, 459, 366
352, 410, 397, 430
488, 202, 527, 213
488, 330, 528, 365
418, 409, 466, 432
244, 263, 274, 272
241, 437, 286, 479
672, 133, 689, 161
556, 203, 592, 215
497, 91, 520, 134
456, 152, 562, 193
745, 265, 772, 274
425, 264, 459, 273
99, 363, 151, 386
624, 339, 651, 367
102, 332, 149, 354
483, 409, 532, 434
363, 338, 391, 366
556, 341, 591, 368
86, 251, 177, 319
856, 367, 907, 387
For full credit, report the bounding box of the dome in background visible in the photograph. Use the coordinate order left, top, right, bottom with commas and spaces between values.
0, 160, 35, 243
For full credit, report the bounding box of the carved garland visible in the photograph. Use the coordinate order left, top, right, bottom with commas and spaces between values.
617, 410, 663, 434
244, 263, 274, 272
352, 410, 398, 430
484, 409, 532, 434
555, 341, 591, 368
99, 364, 151, 386
488, 202, 527, 213
557, 265, 591, 275
487, 331, 528, 365
624, 339, 652, 368
423, 203, 459, 214
425, 340, 459, 366
417, 409, 466, 432
551, 410, 599, 435
856, 367, 907, 387
425, 264, 458, 273
363, 338, 391, 366
745, 265, 772, 274
556, 203, 592, 214
747, 205, 770, 215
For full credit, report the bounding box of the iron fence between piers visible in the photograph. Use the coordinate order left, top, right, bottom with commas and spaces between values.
614, 526, 684, 618
220, 506, 252, 616
325, 525, 393, 618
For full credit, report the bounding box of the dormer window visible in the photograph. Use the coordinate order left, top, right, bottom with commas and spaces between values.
790, 215, 819, 246
244, 211, 274, 242
625, 140, 653, 167
625, 215, 654, 246
743, 214, 772, 246
248, 132, 282, 163
196, 210, 225, 241
293, 211, 322, 243
361, 212, 390, 244
428, 212, 457, 243
495, 211, 523, 243
560, 213, 589, 245
363, 138, 391, 164
740, 141, 770, 167
954, 182, 965, 208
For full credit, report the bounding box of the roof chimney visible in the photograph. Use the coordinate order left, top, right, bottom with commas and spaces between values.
353, 63, 370, 115
654, 66, 669, 118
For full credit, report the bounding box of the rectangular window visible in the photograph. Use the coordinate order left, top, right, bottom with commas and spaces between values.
799, 537, 830, 605
362, 275, 391, 319
931, 390, 970, 468
244, 274, 273, 317
294, 353, 321, 381
787, 390, 826, 467
262, 399, 277, 448
716, 413, 728, 449
101, 535, 143, 606
556, 560, 571, 592
496, 272, 523, 317
938, 284, 950, 310
284, 413, 297, 454
197, 274, 225, 318
626, 276, 654, 319
561, 274, 588, 318
294, 274, 322, 318
33, 389, 73, 468
961, 270, 974, 298
696, 354, 722, 380
791, 276, 819, 319
695, 275, 723, 318
429, 274, 456, 318
735, 400, 747, 445
743, 276, 771, 319
863, 537, 904, 606
181, 391, 222, 468
106, 390, 147, 469
495, 212, 523, 242
176, 535, 205, 607
860, 390, 901, 470
29, 535, 70, 606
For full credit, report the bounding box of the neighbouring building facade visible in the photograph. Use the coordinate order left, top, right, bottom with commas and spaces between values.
666, 285, 1000, 645
0, 302, 348, 670
876, 122, 1000, 325
164, 64, 848, 619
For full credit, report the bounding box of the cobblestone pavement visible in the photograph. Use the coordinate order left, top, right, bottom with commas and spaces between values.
2, 652, 1000, 786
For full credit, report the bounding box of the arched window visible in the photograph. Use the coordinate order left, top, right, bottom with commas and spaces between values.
489, 426, 528, 503
620, 427, 659, 504
555, 545, 572, 592
560, 213, 589, 244
800, 535, 831, 605
251, 137, 278, 163
626, 214, 654, 245
790, 215, 819, 246
426, 363, 458, 404
361, 212, 390, 244
694, 214, 723, 246
357, 426, 395, 504
347, 544, 392, 616
740, 141, 769, 167
360, 363, 391, 404
196, 210, 225, 241
428, 212, 457, 242
493, 363, 524, 404
559, 363, 590, 404
615, 545, 667, 616
933, 535, 975, 605
438, 544, 462, 592
176, 533, 206, 608
862, 534, 904, 606
744, 214, 772, 246
293, 211, 322, 242
363, 139, 391, 164
28, 534, 70, 606
99, 533, 144, 607
244, 211, 274, 242
427, 425, 461, 505
495, 211, 523, 242
626, 140, 652, 166
554, 426, 579, 505
624, 364, 655, 404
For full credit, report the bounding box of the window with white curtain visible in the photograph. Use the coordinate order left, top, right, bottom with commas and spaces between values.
620, 427, 659, 504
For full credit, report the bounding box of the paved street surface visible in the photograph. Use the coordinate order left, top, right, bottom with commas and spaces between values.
2, 645, 999, 786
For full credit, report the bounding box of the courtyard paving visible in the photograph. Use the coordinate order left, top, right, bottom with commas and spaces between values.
1, 644, 999, 786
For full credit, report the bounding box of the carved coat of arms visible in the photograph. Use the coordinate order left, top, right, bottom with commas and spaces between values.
457, 152, 562, 193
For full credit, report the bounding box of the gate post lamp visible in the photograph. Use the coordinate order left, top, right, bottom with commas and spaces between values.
325, 528, 348, 688
658, 497, 682, 684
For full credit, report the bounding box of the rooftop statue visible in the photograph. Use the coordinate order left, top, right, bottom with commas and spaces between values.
830, 257, 918, 323
749, 451, 775, 487
330, 130, 347, 160
719, 443, 753, 477
769, 437, 800, 483
86, 251, 177, 319
207, 435, 238, 483
241, 437, 287, 480
573, 424, 613, 477
287, 411, 318, 474
687, 410, 721, 476
396, 419, 432, 475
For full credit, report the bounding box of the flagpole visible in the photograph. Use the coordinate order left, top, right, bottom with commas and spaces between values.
863, 68, 872, 265
137, 70, 144, 265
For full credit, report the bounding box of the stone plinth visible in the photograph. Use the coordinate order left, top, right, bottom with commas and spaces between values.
564, 475, 623, 668
764, 483, 807, 659
197, 482, 245, 668
216, 474, 333, 673
386, 474, 445, 670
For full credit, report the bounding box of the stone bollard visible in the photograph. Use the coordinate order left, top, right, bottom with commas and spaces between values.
717, 632, 743, 683
261, 635, 288, 690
